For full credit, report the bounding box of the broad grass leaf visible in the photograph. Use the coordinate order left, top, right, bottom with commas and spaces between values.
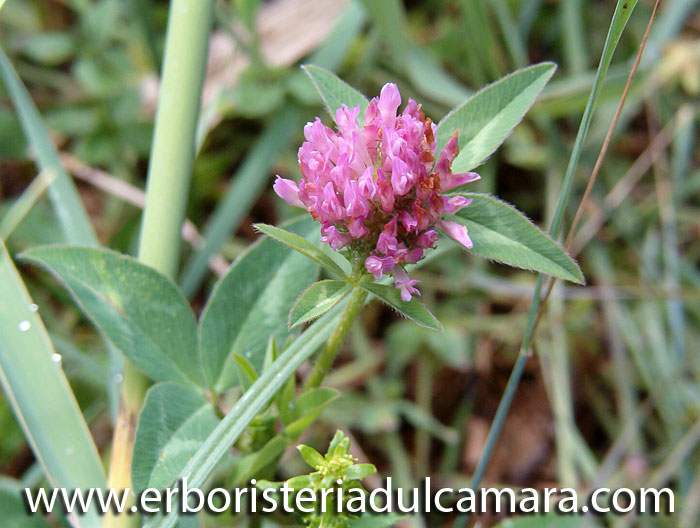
451, 193, 584, 284
20, 246, 203, 386
132, 382, 219, 493
199, 217, 320, 391
436, 62, 556, 171
0, 242, 106, 527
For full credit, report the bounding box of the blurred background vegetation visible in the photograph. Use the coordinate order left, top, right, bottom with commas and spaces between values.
1, 0, 699, 527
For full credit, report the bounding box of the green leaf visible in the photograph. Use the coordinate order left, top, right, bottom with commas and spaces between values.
147, 249, 445, 528
284, 475, 314, 491
0, 243, 106, 527
132, 382, 219, 493
297, 444, 325, 468
343, 463, 377, 480
254, 479, 280, 491
301, 64, 369, 125
358, 282, 443, 332
436, 62, 557, 171
276, 362, 297, 425
0, 478, 51, 528
229, 436, 288, 486
146, 304, 344, 528
328, 429, 350, 455
0, 46, 97, 246
20, 246, 203, 386
284, 388, 340, 438
451, 193, 584, 284
199, 217, 321, 391
254, 223, 348, 279
233, 354, 258, 392
289, 280, 351, 329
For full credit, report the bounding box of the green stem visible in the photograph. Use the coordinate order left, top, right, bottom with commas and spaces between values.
105, 1, 214, 525
304, 287, 368, 390
138, 0, 215, 277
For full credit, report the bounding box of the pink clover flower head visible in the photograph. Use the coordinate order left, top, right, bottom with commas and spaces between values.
274, 82, 479, 300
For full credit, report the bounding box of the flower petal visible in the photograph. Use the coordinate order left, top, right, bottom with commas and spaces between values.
438, 220, 473, 249
442, 172, 481, 191
273, 176, 304, 208
378, 83, 401, 127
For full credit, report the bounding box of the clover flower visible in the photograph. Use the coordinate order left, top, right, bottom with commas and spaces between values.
274, 83, 479, 301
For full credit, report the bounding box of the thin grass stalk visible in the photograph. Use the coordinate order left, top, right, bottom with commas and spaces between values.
0, 47, 98, 246
105, 1, 215, 525
0, 170, 56, 241
454, 3, 640, 526
536, 0, 661, 327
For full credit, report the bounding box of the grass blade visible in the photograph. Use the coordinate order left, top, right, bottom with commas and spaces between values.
455, 2, 641, 527
0, 170, 56, 242
0, 46, 97, 246
548, 0, 638, 238
0, 242, 106, 527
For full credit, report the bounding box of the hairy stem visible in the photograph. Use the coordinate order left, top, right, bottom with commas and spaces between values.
304, 287, 368, 390
105, 1, 214, 525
